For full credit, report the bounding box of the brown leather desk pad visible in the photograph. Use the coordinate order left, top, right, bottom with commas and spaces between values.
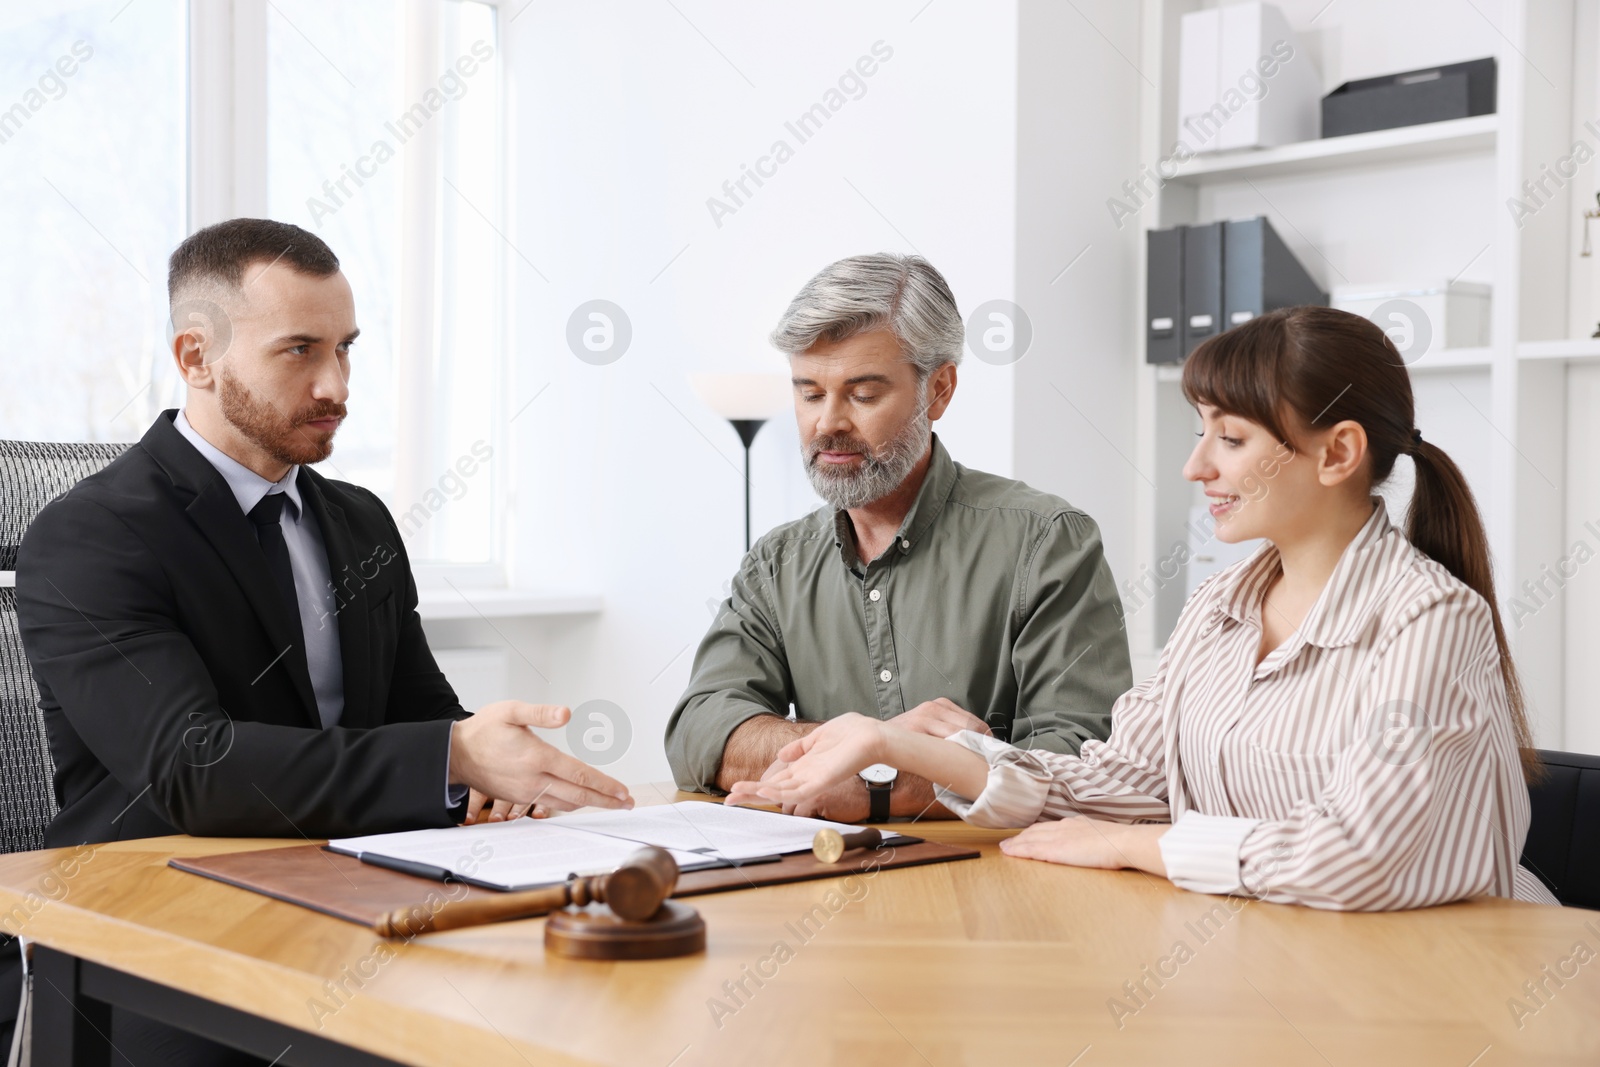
169, 837, 980, 928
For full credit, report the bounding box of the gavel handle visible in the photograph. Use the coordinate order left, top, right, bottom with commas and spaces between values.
373, 877, 595, 937
841, 827, 883, 851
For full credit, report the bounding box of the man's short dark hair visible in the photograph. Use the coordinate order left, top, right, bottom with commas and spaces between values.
167, 218, 340, 304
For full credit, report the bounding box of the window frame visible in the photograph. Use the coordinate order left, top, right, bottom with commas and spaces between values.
187, 0, 513, 589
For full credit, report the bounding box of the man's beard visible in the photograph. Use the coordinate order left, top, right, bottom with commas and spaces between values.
219, 365, 344, 469
803, 395, 930, 511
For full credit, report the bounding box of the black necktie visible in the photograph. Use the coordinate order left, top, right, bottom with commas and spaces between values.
248, 492, 302, 623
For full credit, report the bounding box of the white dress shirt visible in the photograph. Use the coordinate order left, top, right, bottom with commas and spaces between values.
935, 497, 1560, 911
175, 409, 345, 729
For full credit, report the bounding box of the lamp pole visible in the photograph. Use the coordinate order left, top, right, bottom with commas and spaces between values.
729, 419, 765, 552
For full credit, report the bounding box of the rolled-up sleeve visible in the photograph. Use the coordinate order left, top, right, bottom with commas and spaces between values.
664, 548, 794, 792
933, 730, 1058, 826
1008, 511, 1133, 755
1159, 812, 1261, 893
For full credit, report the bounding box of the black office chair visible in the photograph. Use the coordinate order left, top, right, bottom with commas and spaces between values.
1, 440, 130, 1060
1, 440, 131, 856
1522, 749, 1600, 911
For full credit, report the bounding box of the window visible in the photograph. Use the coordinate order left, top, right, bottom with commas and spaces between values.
265, 0, 504, 572
0, 0, 188, 442
1, 0, 506, 577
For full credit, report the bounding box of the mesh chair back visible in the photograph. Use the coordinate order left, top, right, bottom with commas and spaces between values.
1, 441, 131, 569
0, 440, 129, 853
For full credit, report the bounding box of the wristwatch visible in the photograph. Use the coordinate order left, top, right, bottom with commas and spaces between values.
859, 763, 897, 823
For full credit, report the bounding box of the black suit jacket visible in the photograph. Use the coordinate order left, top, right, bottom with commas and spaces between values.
16, 410, 472, 846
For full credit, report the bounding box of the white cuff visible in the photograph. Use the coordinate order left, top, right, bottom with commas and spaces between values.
931, 729, 1053, 828
1158, 811, 1261, 894
445, 729, 468, 808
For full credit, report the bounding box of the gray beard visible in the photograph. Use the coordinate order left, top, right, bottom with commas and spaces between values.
804, 403, 930, 511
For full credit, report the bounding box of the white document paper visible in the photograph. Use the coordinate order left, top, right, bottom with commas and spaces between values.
555, 802, 868, 862
327, 818, 711, 892
327, 802, 881, 890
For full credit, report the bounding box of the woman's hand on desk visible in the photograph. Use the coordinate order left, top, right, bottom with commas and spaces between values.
999, 818, 1169, 877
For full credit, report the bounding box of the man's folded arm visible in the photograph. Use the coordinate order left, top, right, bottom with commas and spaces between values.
17, 495, 461, 839
1009, 509, 1133, 756
664, 553, 795, 792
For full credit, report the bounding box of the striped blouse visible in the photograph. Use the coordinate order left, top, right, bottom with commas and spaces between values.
935, 497, 1559, 910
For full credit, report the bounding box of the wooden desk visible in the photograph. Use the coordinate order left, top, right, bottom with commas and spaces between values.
2, 783, 1597, 1066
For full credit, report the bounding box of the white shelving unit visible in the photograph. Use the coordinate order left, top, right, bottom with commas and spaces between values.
1407, 346, 1496, 373
1519, 338, 1600, 362
1131, 0, 1585, 749
1170, 113, 1499, 183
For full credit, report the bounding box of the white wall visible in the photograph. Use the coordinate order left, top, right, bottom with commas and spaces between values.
1562, 1, 1600, 752
417, 0, 1600, 773
1012, 0, 1144, 617
1565, 363, 1600, 753
425, 0, 1023, 786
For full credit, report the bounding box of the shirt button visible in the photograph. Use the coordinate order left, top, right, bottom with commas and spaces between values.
879, 669, 892, 682
869, 589, 881, 602
901, 539, 911, 549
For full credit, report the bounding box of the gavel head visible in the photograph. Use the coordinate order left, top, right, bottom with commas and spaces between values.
600, 846, 679, 922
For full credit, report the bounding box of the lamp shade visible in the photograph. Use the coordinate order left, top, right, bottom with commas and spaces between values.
689, 373, 790, 420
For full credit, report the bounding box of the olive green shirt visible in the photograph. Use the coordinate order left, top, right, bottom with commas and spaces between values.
665, 436, 1132, 792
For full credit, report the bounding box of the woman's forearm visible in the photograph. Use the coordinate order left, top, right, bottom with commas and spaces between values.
880, 728, 991, 801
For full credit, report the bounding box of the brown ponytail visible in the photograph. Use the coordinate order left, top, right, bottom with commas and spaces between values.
1406, 438, 1541, 779
1182, 306, 1542, 781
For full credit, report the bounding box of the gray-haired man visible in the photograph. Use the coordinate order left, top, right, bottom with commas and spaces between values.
664, 253, 1131, 822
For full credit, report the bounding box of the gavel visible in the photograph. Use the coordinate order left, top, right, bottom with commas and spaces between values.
372, 846, 679, 938
812, 826, 884, 864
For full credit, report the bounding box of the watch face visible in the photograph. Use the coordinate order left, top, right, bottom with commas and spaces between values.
859, 763, 897, 785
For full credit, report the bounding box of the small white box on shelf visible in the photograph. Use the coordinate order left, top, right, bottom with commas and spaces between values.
1331, 280, 1491, 352
1178, 2, 1322, 155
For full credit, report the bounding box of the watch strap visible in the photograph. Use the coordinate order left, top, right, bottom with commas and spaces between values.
866, 779, 892, 822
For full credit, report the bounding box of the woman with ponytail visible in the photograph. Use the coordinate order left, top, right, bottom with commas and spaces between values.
729, 305, 1556, 911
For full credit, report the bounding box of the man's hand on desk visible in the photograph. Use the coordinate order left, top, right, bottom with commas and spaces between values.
449, 701, 634, 819
460, 788, 539, 826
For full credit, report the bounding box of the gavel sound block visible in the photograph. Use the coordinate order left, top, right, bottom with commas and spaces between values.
373, 846, 705, 960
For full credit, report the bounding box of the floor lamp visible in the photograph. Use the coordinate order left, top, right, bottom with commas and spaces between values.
689, 374, 790, 551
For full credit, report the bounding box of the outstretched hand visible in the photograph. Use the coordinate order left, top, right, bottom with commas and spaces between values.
449, 701, 634, 816
724, 712, 888, 810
